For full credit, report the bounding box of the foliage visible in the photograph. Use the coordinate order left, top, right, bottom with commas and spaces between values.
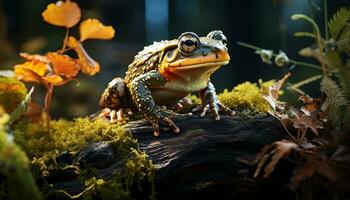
254, 140, 298, 178
328, 7, 350, 40
13, 118, 154, 199
320, 77, 348, 120
0, 77, 27, 113
0, 106, 42, 200
218, 79, 277, 112
13, 0, 115, 127
239, 3, 350, 199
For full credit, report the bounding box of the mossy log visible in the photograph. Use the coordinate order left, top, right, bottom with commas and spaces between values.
48, 113, 296, 199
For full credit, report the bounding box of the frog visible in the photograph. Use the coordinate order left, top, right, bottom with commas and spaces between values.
98, 30, 235, 136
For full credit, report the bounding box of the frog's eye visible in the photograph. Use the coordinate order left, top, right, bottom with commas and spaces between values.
178, 32, 200, 55
207, 30, 227, 46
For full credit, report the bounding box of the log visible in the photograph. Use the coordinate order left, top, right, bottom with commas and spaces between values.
48, 113, 296, 199
128, 113, 295, 200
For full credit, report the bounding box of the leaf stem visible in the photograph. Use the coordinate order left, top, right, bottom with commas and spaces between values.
287, 74, 323, 95
237, 41, 264, 51
291, 14, 328, 76
43, 84, 54, 129
60, 28, 70, 54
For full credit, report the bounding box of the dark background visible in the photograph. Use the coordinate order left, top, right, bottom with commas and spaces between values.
0, 0, 349, 118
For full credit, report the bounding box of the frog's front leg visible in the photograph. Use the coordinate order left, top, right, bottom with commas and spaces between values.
193, 81, 235, 120
129, 70, 179, 136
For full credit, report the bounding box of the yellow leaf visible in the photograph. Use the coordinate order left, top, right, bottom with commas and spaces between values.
47, 52, 79, 78
67, 36, 100, 76
14, 67, 45, 84
67, 36, 80, 48
42, 0, 81, 28
79, 18, 115, 42
42, 75, 64, 85
14, 61, 48, 77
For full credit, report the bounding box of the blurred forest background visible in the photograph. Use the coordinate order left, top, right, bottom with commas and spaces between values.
0, 0, 348, 118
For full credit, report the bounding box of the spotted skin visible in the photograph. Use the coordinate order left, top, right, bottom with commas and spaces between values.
128, 70, 180, 136
98, 30, 235, 136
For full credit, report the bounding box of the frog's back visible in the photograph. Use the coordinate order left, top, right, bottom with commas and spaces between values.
125, 39, 177, 83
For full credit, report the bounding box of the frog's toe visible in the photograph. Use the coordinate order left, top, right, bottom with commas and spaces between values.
98, 108, 130, 123
152, 123, 160, 136
173, 102, 183, 111
146, 106, 180, 136
218, 102, 236, 116
99, 108, 111, 118
107, 109, 118, 123
173, 97, 194, 112
163, 117, 180, 133
200, 104, 210, 117
149, 117, 180, 136
125, 108, 133, 116
193, 101, 235, 120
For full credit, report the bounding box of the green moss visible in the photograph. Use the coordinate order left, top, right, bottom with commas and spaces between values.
218, 79, 276, 112
0, 77, 27, 113
0, 106, 42, 200
13, 118, 154, 199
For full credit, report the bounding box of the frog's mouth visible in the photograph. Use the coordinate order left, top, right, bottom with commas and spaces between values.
162, 61, 229, 83
170, 61, 229, 70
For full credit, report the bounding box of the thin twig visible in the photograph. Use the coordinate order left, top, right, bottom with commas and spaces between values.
275, 116, 297, 142
237, 41, 322, 70
60, 28, 70, 54
324, 0, 329, 40
288, 74, 323, 90
291, 14, 328, 76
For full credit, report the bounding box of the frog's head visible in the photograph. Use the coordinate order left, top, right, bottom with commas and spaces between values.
159, 30, 230, 82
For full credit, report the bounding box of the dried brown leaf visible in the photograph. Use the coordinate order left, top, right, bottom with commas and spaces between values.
254, 140, 298, 178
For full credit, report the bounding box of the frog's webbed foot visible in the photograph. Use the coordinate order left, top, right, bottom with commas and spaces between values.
130, 70, 180, 136
99, 108, 133, 123
193, 82, 235, 120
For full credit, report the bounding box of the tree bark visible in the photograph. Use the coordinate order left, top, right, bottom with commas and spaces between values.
128, 113, 295, 200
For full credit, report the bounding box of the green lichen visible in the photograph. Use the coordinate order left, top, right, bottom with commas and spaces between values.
13, 118, 154, 199
0, 77, 27, 114
218, 79, 276, 112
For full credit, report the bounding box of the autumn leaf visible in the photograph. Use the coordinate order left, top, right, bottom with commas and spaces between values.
255, 140, 298, 178
14, 61, 67, 86
67, 36, 100, 75
299, 95, 321, 116
42, 75, 64, 85
47, 52, 79, 78
20, 53, 50, 63
14, 61, 48, 84
264, 72, 291, 110
42, 0, 81, 28
80, 18, 115, 42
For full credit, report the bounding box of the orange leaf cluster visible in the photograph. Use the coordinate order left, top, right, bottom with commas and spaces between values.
12, 0, 116, 123
15, 0, 116, 85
